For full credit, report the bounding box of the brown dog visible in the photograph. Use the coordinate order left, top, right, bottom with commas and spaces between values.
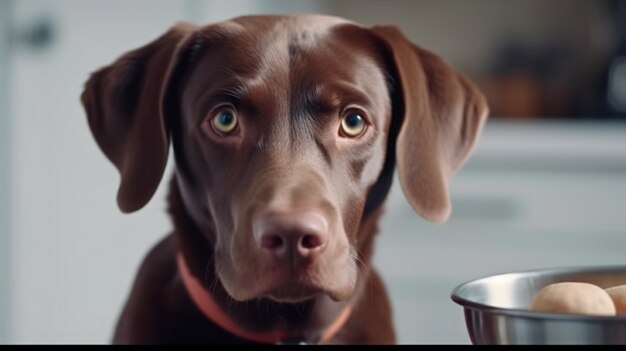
81, 14, 487, 344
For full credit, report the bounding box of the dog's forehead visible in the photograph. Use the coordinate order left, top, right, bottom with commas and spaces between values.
180, 14, 391, 149
192, 14, 377, 74
229, 14, 356, 38
187, 15, 387, 97
183, 15, 389, 119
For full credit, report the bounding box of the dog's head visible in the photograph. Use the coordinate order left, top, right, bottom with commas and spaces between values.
82, 15, 487, 303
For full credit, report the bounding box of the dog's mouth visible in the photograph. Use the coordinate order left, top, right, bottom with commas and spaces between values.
218, 261, 354, 303
217, 239, 358, 303
263, 283, 324, 303
253, 268, 333, 303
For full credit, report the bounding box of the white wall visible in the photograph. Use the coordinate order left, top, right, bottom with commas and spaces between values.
0, 0, 13, 344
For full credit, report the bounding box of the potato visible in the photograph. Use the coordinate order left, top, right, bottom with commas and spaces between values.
605, 285, 626, 315
529, 282, 616, 316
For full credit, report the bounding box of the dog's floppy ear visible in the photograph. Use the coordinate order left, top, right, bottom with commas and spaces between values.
81, 22, 197, 213
372, 25, 488, 223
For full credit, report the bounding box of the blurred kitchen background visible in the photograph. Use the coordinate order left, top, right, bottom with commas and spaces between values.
1, 0, 626, 344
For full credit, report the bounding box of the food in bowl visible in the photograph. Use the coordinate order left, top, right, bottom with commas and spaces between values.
529, 282, 616, 316
605, 285, 626, 315
451, 266, 626, 344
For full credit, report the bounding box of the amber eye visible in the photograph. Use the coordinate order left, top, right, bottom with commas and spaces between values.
211, 108, 238, 135
340, 111, 367, 137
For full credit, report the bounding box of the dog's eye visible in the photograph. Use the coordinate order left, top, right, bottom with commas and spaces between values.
211, 108, 238, 135
340, 112, 367, 137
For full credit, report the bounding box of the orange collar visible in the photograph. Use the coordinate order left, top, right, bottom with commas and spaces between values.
176, 253, 353, 344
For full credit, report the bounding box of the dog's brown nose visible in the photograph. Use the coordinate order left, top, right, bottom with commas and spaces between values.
253, 211, 329, 264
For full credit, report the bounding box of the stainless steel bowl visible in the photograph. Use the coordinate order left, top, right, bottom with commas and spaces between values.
451, 266, 626, 345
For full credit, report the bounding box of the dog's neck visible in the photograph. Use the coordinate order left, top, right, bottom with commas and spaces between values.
176, 252, 354, 344
166, 176, 385, 343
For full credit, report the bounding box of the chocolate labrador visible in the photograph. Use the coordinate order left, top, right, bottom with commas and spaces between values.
81, 14, 487, 344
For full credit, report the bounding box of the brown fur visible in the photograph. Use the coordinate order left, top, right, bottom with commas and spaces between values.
81, 14, 488, 344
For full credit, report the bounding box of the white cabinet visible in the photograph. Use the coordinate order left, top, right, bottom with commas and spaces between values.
374, 120, 626, 343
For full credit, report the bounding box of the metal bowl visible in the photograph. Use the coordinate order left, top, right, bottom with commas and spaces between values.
451, 266, 626, 345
